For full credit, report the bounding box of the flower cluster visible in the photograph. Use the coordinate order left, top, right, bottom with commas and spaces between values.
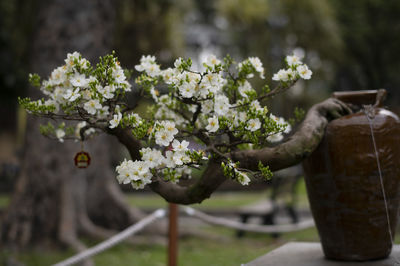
266, 114, 292, 143
20, 51, 312, 190
116, 139, 203, 189
272, 54, 312, 82
19, 52, 132, 141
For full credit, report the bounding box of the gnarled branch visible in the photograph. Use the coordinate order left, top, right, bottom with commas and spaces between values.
149, 160, 226, 204
230, 98, 352, 171
109, 127, 142, 161
110, 98, 351, 205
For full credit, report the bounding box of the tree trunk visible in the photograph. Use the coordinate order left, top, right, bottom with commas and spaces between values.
0, 0, 154, 254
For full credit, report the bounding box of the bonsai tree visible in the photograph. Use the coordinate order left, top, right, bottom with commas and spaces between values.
19, 51, 351, 204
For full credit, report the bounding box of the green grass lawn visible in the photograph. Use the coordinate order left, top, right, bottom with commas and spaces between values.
3, 178, 399, 266
0, 183, 318, 266
0, 226, 320, 266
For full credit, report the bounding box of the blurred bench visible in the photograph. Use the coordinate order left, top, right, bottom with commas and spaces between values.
237, 199, 277, 237
236, 164, 303, 237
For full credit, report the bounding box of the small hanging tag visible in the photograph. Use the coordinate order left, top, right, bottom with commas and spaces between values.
74, 142, 90, 168
74, 151, 91, 168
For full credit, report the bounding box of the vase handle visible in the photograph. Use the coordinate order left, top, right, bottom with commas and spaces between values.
373, 89, 387, 108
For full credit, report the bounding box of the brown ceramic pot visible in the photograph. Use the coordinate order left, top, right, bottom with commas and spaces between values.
303, 90, 400, 261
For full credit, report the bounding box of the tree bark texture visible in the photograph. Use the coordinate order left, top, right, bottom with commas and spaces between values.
0, 0, 152, 254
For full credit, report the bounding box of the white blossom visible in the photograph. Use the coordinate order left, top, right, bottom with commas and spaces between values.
84, 99, 102, 115
188, 104, 197, 113
130, 161, 150, 182
131, 173, 152, 190
172, 151, 190, 166
109, 112, 122, 129
284, 123, 292, 134
272, 69, 291, 82
286, 55, 303, 66
155, 129, 174, 146
65, 51, 81, 69
81, 89, 93, 100
205, 54, 221, 67
98, 85, 115, 99
174, 57, 183, 69
79, 58, 90, 69
141, 147, 164, 168
161, 68, 176, 84
178, 165, 192, 177
162, 121, 178, 137
49, 66, 67, 85
248, 57, 265, 79
116, 159, 151, 187
127, 113, 142, 127
116, 159, 134, 184
233, 111, 247, 127
202, 73, 225, 94
63, 88, 81, 102
52, 87, 67, 103
296, 65, 312, 80
85, 128, 96, 136
149, 87, 159, 102
70, 73, 89, 88
201, 100, 214, 114
164, 151, 176, 168
146, 64, 161, 77
267, 114, 291, 142
237, 171, 251, 185
267, 133, 283, 143
172, 139, 189, 152
197, 82, 210, 98
238, 81, 254, 98
75, 121, 87, 139
214, 95, 230, 116
74, 122, 95, 139
186, 72, 201, 84
246, 118, 261, 132
206, 116, 219, 133
179, 82, 196, 98
113, 66, 126, 83
134, 55, 160, 77
250, 100, 263, 113
55, 129, 65, 143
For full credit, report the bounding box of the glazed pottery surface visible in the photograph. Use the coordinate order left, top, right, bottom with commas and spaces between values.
303, 90, 400, 261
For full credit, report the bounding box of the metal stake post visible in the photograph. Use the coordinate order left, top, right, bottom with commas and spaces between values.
168, 203, 178, 266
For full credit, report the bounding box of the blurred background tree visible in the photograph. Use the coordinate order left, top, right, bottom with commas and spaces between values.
330, 0, 400, 108
0, 0, 160, 256
0, 0, 399, 253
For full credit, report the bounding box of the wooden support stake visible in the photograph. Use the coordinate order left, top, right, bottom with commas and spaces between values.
168, 203, 178, 266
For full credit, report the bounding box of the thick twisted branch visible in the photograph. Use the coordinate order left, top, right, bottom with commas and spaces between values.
110, 98, 351, 204
109, 127, 142, 160
110, 127, 225, 204
149, 160, 226, 204
230, 98, 352, 171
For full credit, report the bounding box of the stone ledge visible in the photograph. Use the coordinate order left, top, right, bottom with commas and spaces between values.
244, 242, 400, 266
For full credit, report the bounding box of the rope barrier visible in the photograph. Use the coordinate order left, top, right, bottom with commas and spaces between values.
52, 209, 166, 266
51, 205, 314, 266
184, 207, 315, 233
